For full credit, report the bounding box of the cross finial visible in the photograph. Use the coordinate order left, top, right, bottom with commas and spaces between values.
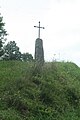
34, 21, 45, 39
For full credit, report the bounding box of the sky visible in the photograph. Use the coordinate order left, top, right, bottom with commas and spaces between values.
0, 0, 80, 66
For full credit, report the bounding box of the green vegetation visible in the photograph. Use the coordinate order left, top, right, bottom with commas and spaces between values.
0, 61, 80, 120
0, 14, 33, 61
0, 14, 7, 57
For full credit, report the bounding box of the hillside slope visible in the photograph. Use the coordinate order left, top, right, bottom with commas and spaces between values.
0, 61, 80, 120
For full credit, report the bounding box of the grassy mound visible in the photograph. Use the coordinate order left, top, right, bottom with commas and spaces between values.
0, 61, 80, 120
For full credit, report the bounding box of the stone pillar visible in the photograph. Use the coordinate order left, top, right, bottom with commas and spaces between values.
35, 38, 44, 64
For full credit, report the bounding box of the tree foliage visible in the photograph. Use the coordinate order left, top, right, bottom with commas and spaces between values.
3, 41, 21, 60
21, 53, 33, 62
0, 13, 33, 62
0, 13, 7, 56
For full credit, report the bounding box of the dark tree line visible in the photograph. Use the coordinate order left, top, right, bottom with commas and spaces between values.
0, 13, 33, 61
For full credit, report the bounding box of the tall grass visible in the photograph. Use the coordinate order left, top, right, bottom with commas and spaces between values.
0, 61, 80, 119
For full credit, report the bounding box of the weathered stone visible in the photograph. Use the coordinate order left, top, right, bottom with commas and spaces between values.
35, 38, 44, 64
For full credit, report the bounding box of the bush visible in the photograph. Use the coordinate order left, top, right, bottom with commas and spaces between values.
0, 61, 80, 119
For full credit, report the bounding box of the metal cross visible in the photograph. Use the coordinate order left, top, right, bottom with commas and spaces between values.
34, 21, 45, 39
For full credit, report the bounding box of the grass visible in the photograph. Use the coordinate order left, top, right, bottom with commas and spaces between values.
0, 60, 80, 119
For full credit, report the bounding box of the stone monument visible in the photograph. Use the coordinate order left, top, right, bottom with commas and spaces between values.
34, 21, 45, 64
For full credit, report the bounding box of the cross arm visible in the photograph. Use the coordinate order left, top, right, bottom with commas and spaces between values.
34, 26, 45, 29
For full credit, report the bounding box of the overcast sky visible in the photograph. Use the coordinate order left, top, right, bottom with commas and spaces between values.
0, 0, 80, 66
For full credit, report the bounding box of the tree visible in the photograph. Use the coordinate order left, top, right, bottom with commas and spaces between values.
3, 41, 21, 60
21, 53, 33, 62
0, 13, 7, 57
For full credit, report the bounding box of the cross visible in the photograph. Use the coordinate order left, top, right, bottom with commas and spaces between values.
34, 21, 45, 39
